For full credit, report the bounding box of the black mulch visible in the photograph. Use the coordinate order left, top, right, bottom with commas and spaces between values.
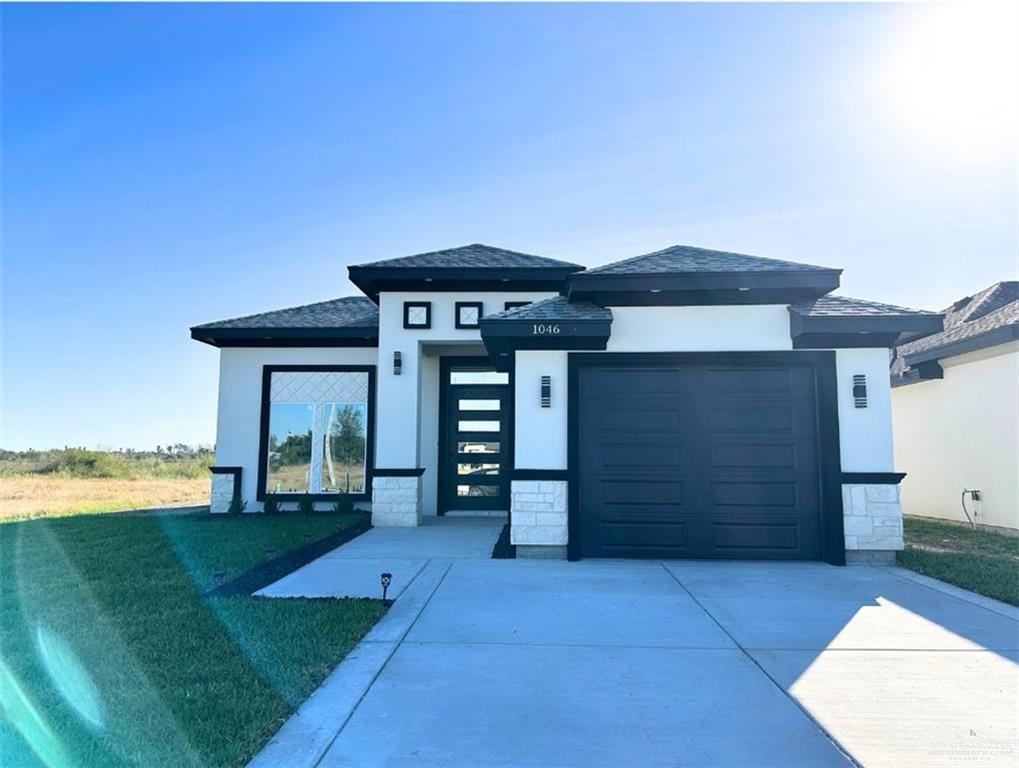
491, 523, 516, 559
205, 513, 372, 597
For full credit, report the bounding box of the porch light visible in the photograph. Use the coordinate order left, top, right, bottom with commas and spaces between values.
394, 351, 402, 376
381, 572, 393, 600
853, 374, 868, 408
541, 375, 551, 408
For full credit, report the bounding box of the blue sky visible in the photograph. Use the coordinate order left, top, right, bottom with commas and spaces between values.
2, 3, 1016, 451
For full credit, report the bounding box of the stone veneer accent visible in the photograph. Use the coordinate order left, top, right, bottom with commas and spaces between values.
210, 473, 236, 515
511, 480, 568, 557
371, 476, 422, 527
842, 483, 904, 557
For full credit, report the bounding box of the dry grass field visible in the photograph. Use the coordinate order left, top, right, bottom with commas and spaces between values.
0, 475, 209, 521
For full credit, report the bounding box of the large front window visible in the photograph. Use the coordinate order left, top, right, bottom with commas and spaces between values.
260, 367, 373, 497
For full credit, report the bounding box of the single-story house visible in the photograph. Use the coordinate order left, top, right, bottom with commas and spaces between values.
191, 243, 943, 564
890, 281, 1018, 532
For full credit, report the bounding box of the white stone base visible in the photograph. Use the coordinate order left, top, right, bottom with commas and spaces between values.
511, 480, 568, 554
843, 483, 904, 552
371, 476, 422, 527
210, 473, 235, 515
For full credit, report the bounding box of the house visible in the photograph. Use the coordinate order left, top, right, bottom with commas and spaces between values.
191, 243, 943, 564
890, 282, 1019, 532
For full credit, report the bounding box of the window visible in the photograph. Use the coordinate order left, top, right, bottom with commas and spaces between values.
450, 370, 509, 385
259, 367, 374, 498
504, 301, 531, 311
455, 301, 483, 329
404, 301, 431, 329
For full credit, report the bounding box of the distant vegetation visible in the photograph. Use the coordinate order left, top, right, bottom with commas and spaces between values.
0, 445, 214, 480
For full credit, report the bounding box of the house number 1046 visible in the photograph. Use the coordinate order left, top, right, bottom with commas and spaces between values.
532, 324, 560, 335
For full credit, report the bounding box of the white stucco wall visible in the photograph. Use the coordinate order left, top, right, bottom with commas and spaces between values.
214, 347, 379, 508
606, 305, 793, 352
892, 343, 1019, 529
835, 348, 895, 472
515, 350, 569, 469
376, 291, 554, 469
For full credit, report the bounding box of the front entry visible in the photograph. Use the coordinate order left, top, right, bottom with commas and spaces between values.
439, 358, 511, 514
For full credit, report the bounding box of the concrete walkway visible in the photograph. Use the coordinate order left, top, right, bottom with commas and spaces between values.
256, 516, 503, 600
252, 557, 1019, 768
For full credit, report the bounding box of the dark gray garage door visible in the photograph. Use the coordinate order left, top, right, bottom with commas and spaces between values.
577, 361, 823, 559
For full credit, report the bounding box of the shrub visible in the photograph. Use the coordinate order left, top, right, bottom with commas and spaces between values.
332, 494, 355, 515
228, 496, 247, 515
296, 494, 315, 515
262, 493, 281, 515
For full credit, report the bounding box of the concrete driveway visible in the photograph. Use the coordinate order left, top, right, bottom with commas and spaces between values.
253, 559, 1018, 768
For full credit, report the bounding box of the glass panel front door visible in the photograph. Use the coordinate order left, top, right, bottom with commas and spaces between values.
442, 363, 510, 513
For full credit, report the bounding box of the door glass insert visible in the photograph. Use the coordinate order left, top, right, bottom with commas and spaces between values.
450, 370, 509, 385
457, 441, 500, 454
458, 420, 500, 432
456, 484, 500, 497
457, 463, 499, 476
458, 399, 500, 411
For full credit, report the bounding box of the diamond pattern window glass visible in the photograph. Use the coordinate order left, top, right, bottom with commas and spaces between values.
263, 370, 372, 495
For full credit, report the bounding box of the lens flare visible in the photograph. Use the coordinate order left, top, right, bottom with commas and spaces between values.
35, 624, 104, 729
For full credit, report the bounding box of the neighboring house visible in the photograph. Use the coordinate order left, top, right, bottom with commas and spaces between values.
890, 282, 1019, 532
191, 243, 942, 564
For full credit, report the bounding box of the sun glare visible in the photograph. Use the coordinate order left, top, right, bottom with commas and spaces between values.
882, 2, 1018, 159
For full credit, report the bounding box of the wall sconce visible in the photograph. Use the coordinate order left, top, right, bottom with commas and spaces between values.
393, 351, 402, 376
540, 375, 551, 408
852, 374, 867, 408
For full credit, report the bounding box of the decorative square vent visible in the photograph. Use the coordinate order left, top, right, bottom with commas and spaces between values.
455, 301, 483, 329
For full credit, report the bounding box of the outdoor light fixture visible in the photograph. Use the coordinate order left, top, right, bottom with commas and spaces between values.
394, 351, 402, 375
853, 374, 868, 408
381, 572, 393, 600
541, 375, 551, 408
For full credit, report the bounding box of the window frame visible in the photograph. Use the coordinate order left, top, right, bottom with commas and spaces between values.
403, 301, 432, 330
455, 301, 484, 329
256, 365, 376, 502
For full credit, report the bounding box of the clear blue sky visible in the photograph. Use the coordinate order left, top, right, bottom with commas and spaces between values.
2, 3, 1016, 451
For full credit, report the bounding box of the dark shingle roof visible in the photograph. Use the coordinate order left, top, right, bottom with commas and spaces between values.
192, 296, 378, 331
483, 296, 612, 322
586, 245, 837, 275
941, 281, 1019, 329
897, 299, 1019, 360
352, 243, 581, 271
791, 295, 938, 318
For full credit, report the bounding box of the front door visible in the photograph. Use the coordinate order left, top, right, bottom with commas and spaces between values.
440, 360, 511, 513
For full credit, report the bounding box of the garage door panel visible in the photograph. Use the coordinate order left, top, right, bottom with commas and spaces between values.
578, 361, 824, 560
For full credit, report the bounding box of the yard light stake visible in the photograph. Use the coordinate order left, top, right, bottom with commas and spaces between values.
381, 572, 393, 600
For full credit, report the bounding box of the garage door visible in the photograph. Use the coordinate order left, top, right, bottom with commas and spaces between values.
577, 360, 823, 559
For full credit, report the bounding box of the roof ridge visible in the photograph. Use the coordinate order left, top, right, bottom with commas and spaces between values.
585, 244, 836, 275
807, 294, 939, 315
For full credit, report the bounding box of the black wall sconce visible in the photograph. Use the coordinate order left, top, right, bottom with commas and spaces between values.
852, 374, 867, 408
540, 375, 551, 408
394, 351, 402, 376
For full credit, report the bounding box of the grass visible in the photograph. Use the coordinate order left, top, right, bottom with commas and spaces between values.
1, 476, 210, 521
0, 511, 387, 767
898, 516, 1019, 606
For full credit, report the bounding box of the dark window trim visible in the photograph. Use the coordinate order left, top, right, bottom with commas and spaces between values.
374, 467, 426, 477
209, 466, 242, 500
403, 301, 432, 330
455, 301, 484, 329
842, 472, 906, 485
566, 351, 845, 565
256, 365, 377, 502
438, 356, 514, 516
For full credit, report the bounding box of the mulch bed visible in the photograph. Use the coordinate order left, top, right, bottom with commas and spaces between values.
491, 522, 516, 559
206, 513, 372, 597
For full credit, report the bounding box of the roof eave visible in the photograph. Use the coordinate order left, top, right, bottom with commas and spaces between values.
190, 326, 379, 348
348, 265, 584, 301
903, 323, 1019, 366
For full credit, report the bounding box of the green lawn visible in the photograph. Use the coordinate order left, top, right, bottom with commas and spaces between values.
898, 517, 1019, 606
0, 512, 387, 767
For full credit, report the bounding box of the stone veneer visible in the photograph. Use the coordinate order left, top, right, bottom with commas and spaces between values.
510, 480, 568, 558
210, 472, 237, 515
842, 483, 904, 563
371, 476, 422, 527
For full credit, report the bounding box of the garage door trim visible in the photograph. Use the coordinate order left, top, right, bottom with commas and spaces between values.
566, 351, 845, 565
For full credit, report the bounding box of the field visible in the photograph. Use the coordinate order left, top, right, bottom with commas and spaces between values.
0, 510, 385, 767
0, 448, 212, 521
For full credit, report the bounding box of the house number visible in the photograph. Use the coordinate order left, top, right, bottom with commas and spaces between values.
532, 324, 560, 335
